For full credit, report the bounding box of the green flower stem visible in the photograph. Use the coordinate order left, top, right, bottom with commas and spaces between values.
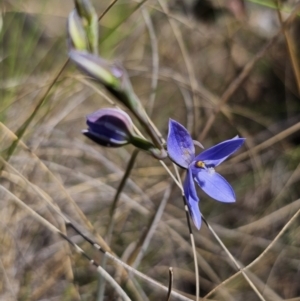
126, 91, 164, 150
105, 149, 140, 241
130, 135, 166, 159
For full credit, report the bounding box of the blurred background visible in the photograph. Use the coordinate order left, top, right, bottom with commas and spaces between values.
1, 0, 300, 300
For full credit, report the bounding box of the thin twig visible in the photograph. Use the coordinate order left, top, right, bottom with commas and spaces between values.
173, 165, 200, 301
275, 0, 300, 94
229, 121, 300, 164
2, 59, 69, 162
141, 7, 159, 116
166, 267, 174, 301
157, 0, 199, 136
129, 184, 172, 268
105, 149, 140, 242
204, 200, 300, 299
182, 195, 200, 301
199, 3, 300, 141
98, 0, 119, 21
100, 0, 148, 43
201, 216, 267, 301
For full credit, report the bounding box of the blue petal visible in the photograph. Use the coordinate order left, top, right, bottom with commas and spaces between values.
184, 169, 202, 229
193, 169, 236, 203
195, 137, 245, 167
167, 119, 195, 168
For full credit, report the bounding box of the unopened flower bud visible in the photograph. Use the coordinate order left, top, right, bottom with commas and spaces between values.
83, 108, 134, 147
74, 0, 98, 54
69, 50, 149, 124
82, 108, 133, 147
75, 0, 96, 24
82, 108, 167, 159
69, 50, 121, 89
67, 10, 88, 51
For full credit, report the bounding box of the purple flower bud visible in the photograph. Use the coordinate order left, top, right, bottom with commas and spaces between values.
69, 50, 145, 117
83, 108, 134, 147
69, 50, 122, 89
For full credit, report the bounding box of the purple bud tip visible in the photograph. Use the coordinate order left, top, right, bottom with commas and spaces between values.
84, 108, 134, 147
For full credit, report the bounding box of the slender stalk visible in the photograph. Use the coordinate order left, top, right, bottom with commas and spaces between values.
99, 0, 147, 44
173, 165, 199, 301
204, 201, 300, 299
201, 216, 267, 301
130, 94, 164, 149
141, 7, 159, 116
128, 184, 172, 268
166, 267, 173, 301
275, 0, 300, 94
182, 195, 200, 301
2, 60, 69, 162
98, 0, 119, 21
105, 149, 140, 241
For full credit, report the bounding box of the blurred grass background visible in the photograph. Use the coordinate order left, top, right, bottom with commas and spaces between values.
1, 0, 300, 300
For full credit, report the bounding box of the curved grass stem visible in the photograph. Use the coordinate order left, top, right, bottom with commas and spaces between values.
201, 216, 267, 301
105, 149, 140, 241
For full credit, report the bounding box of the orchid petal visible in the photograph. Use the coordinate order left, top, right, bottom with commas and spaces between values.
167, 119, 195, 168
195, 137, 245, 167
184, 169, 201, 229
194, 169, 236, 203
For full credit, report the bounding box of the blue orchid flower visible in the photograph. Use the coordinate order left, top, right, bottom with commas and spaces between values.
167, 119, 245, 229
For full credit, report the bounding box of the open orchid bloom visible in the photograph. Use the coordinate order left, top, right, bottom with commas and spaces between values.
167, 119, 245, 229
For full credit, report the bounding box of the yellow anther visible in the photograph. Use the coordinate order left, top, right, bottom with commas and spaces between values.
196, 161, 205, 168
